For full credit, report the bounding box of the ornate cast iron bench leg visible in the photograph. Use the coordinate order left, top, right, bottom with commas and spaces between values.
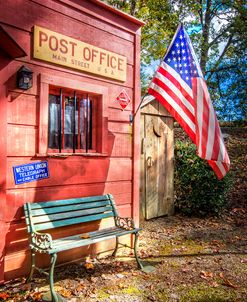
49, 253, 58, 302
26, 251, 36, 283
112, 237, 119, 257
134, 232, 144, 270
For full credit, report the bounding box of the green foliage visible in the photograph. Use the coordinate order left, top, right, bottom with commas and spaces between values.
174, 141, 232, 217
104, 0, 247, 121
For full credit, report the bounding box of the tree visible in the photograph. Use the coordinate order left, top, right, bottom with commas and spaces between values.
104, 0, 247, 120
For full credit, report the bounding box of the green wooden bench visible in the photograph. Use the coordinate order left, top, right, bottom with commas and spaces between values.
24, 194, 143, 302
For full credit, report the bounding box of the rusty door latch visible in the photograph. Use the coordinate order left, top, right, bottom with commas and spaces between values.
146, 156, 154, 167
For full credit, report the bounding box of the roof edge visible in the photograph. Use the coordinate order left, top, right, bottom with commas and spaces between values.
89, 0, 145, 26
0, 25, 27, 59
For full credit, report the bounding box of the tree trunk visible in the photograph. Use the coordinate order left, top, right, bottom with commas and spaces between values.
200, 0, 212, 76
130, 0, 137, 16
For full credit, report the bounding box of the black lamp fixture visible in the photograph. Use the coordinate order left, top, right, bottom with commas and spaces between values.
17, 65, 33, 90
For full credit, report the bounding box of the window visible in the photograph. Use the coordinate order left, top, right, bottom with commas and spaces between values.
38, 74, 108, 156
48, 87, 95, 153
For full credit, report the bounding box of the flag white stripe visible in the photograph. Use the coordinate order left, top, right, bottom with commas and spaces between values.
215, 161, 226, 176
218, 131, 227, 161
200, 78, 216, 160
205, 100, 216, 159
149, 81, 196, 134
196, 79, 204, 156
155, 71, 195, 115
161, 62, 193, 98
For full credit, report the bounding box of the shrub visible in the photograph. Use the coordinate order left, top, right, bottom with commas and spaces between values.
174, 141, 232, 217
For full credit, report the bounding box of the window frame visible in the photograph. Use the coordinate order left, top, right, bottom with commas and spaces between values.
38, 74, 108, 157
48, 87, 96, 154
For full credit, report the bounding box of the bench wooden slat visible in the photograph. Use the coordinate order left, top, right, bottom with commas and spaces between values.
29, 195, 111, 209
34, 212, 114, 231
45, 227, 141, 254
30, 200, 111, 216
53, 227, 118, 246
53, 227, 140, 248
32, 205, 113, 224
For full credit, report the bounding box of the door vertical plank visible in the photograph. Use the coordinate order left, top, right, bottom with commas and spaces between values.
166, 116, 174, 215
158, 116, 167, 215
140, 114, 145, 220
145, 115, 158, 219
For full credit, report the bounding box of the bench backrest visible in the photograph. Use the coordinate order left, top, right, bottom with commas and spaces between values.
24, 194, 118, 233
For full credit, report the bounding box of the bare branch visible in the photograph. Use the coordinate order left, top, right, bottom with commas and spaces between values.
207, 33, 234, 80
206, 64, 239, 74
210, 3, 224, 20
208, 24, 233, 48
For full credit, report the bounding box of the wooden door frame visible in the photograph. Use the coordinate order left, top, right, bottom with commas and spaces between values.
140, 100, 174, 220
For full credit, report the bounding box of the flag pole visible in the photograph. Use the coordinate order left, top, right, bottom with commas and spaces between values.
130, 24, 183, 125
129, 92, 149, 125
129, 63, 163, 125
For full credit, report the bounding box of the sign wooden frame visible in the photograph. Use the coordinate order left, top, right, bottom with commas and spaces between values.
33, 25, 127, 82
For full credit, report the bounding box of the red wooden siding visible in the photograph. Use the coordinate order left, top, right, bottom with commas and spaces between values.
0, 0, 143, 282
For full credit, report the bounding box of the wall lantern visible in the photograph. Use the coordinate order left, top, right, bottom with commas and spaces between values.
17, 65, 33, 90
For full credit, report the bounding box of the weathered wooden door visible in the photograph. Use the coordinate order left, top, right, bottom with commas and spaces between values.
140, 100, 174, 220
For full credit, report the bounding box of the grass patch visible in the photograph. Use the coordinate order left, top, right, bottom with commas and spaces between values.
156, 289, 169, 301
97, 288, 111, 299
161, 239, 207, 256
122, 285, 141, 295
179, 283, 238, 302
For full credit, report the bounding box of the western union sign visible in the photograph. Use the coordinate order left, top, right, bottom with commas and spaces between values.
33, 26, 127, 82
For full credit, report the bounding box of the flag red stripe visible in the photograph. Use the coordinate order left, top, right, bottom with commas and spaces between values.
152, 76, 195, 123
208, 160, 230, 180
200, 92, 210, 158
192, 78, 201, 150
148, 87, 196, 143
211, 114, 221, 160
208, 161, 224, 180
158, 66, 194, 106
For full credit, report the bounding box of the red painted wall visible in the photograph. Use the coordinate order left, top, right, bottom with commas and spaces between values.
0, 0, 143, 282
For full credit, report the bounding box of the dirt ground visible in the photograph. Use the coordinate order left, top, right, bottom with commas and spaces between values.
0, 128, 246, 302
1, 213, 247, 302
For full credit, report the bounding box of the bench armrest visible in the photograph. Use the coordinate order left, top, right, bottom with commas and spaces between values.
31, 231, 53, 250
115, 216, 136, 230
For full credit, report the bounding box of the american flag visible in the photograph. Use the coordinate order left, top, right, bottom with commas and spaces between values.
148, 24, 230, 179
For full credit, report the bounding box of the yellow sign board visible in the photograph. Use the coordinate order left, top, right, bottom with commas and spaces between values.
33, 25, 127, 82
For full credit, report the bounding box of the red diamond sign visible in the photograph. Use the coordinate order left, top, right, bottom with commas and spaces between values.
115, 89, 131, 110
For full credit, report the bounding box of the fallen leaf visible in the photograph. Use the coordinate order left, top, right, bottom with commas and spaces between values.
231, 208, 245, 213
32, 292, 42, 301
84, 263, 94, 270
0, 292, 10, 300
20, 283, 31, 291
60, 289, 72, 298
90, 277, 98, 283
72, 284, 85, 295
200, 271, 214, 279
80, 233, 90, 239
118, 283, 126, 289
209, 281, 220, 288
222, 278, 239, 289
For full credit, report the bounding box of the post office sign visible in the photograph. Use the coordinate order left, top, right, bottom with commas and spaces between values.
33, 25, 127, 82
